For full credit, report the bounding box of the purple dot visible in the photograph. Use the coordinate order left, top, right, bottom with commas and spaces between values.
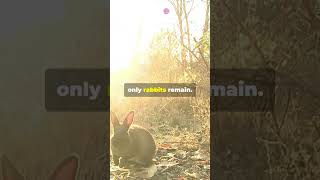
163, 8, 170, 14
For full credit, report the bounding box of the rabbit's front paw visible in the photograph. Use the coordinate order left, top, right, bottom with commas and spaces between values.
119, 158, 131, 168
113, 155, 120, 166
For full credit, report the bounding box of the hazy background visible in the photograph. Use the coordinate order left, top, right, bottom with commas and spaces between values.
0, 0, 108, 179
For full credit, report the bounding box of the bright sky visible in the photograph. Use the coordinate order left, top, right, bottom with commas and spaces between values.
111, 0, 206, 72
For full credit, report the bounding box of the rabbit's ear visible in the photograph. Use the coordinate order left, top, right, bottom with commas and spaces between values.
1, 155, 24, 180
111, 112, 120, 126
49, 154, 79, 180
123, 111, 134, 127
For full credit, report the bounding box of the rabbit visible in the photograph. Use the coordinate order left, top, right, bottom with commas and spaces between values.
1, 154, 79, 180
111, 111, 156, 168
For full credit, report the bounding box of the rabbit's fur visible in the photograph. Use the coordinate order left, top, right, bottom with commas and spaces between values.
1, 154, 79, 180
111, 111, 156, 168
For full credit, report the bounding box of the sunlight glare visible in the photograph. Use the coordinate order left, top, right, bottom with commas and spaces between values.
110, 0, 174, 72
110, 0, 206, 72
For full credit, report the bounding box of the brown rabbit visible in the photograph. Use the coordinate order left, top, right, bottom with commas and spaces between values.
111, 111, 156, 168
1, 154, 79, 180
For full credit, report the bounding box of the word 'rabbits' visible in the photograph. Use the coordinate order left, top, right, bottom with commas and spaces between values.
1, 154, 79, 180
111, 111, 156, 168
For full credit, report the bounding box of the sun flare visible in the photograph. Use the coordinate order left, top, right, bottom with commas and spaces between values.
110, 0, 176, 73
